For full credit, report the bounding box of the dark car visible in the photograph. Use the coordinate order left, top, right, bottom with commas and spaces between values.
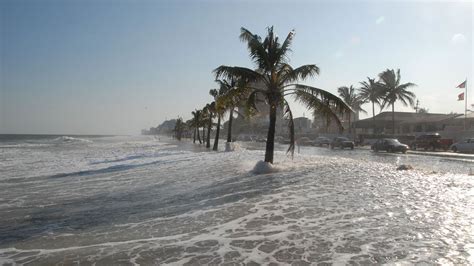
371, 138, 409, 153
330, 137, 354, 150
410, 133, 453, 151
313, 137, 331, 147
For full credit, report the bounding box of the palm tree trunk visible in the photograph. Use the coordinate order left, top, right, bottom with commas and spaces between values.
348, 112, 351, 134
392, 103, 395, 136
213, 115, 221, 151
197, 127, 202, 144
206, 118, 212, 148
264, 104, 277, 163
372, 101, 376, 134
326, 116, 330, 133
227, 109, 233, 143
202, 126, 206, 143
193, 128, 196, 143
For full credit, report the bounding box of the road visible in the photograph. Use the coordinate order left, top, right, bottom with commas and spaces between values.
240, 141, 474, 176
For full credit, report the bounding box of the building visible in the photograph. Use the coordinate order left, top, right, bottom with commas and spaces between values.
353, 112, 461, 135
312, 109, 354, 135
293, 117, 312, 134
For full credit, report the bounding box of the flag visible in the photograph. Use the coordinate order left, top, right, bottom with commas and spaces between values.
458, 92, 464, 101
457, 80, 467, 88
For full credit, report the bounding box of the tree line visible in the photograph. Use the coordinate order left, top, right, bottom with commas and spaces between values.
173, 26, 416, 164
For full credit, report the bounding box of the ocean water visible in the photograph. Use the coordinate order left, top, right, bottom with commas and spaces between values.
0, 135, 473, 265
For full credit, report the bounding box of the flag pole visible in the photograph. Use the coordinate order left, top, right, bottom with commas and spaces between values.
465, 78, 468, 130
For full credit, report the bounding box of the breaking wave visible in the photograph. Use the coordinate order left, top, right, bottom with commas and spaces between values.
53, 136, 92, 144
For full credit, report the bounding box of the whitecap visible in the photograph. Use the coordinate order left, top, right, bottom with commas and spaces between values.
53, 136, 92, 144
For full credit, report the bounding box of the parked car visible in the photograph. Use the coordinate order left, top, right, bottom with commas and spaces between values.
410, 133, 453, 151
450, 139, 474, 153
371, 138, 409, 153
313, 137, 331, 147
330, 137, 354, 150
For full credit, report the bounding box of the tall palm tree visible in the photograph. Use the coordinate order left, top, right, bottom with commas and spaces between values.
210, 83, 231, 151
203, 103, 215, 148
185, 119, 194, 139
337, 85, 366, 134
201, 108, 208, 143
359, 77, 383, 133
173, 117, 184, 141
215, 78, 248, 143
191, 110, 202, 144
214, 26, 350, 163
378, 69, 416, 135
209, 90, 221, 150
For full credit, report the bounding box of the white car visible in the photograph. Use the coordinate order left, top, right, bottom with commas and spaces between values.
450, 139, 474, 153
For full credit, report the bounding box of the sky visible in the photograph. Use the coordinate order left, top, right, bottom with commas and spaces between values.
0, 0, 472, 135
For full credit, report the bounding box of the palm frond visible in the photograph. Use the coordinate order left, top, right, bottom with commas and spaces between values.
292, 84, 352, 112
292, 85, 350, 132
213, 66, 263, 84
239, 27, 270, 70
245, 90, 261, 116
399, 92, 416, 107
396, 69, 401, 86
209, 88, 218, 98
397, 82, 416, 91
280, 64, 319, 85
240, 27, 261, 43
217, 82, 251, 109
275, 29, 295, 65
283, 100, 295, 158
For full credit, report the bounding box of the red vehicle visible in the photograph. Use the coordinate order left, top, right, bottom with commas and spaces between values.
410, 133, 453, 151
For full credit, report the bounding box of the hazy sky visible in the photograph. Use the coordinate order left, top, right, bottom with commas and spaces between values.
1, 0, 472, 135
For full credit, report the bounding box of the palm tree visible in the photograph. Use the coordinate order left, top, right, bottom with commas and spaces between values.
209, 90, 221, 150
203, 103, 215, 148
378, 69, 416, 135
209, 89, 226, 151
185, 119, 194, 139
337, 85, 366, 134
216, 78, 252, 144
212, 81, 242, 150
173, 117, 184, 141
215, 78, 247, 143
201, 108, 208, 143
359, 77, 383, 133
214, 26, 350, 163
191, 110, 202, 144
